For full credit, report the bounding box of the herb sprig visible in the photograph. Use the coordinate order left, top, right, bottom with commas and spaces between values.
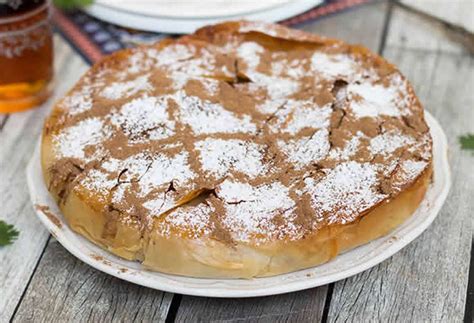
0, 220, 19, 247
53, 0, 93, 9
459, 134, 474, 151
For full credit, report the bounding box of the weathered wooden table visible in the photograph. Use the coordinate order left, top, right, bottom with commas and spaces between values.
1, 2, 473, 322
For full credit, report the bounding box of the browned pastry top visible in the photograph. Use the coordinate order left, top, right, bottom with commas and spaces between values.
44, 21, 432, 245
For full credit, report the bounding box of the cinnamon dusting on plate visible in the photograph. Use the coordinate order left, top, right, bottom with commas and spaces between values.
35, 204, 62, 228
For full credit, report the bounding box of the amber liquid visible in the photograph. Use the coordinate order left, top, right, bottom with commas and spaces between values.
0, 1, 53, 113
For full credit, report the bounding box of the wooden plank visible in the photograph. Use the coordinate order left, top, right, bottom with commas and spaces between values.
326, 6, 473, 322
299, 1, 390, 53
174, 3, 390, 322
399, 0, 474, 33
13, 239, 173, 322
0, 115, 8, 131
0, 35, 89, 322
386, 2, 467, 54
175, 288, 328, 323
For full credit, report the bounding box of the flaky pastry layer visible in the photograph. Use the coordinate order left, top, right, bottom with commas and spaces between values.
41, 21, 433, 278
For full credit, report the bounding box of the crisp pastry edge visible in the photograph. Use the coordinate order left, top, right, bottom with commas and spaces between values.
41, 132, 432, 278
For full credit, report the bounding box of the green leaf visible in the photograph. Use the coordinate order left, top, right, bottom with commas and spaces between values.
0, 220, 19, 247
53, 0, 94, 9
459, 134, 474, 151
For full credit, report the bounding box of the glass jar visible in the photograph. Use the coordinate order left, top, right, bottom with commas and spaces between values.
0, 0, 53, 113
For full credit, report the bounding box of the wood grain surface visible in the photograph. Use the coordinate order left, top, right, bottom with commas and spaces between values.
0, 115, 8, 131
0, 36, 89, 322
326, 5, 474, 322
1, 2, 472, 322
174, 288, 328, 323
13, 239, 173, 323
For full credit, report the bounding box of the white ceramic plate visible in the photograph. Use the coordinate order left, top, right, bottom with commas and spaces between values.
27, 111, 450, 298
85, 0, 322, 34
95, 0, 290, 19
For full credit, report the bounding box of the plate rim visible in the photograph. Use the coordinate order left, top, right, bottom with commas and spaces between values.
27, 111, 451, 298
94, 0, 291, 20
84, 0, 323, 34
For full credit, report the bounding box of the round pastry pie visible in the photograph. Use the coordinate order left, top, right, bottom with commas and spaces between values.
42, 21, 432, 278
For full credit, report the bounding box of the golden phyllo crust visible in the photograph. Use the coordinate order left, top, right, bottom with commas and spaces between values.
42, 21, 432, 278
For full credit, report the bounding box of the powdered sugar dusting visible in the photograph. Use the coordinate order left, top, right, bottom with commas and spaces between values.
149, 44, 222, 90
149, 43, 195, 66
409, 133, 432, 160
60, 86, 93, 116
79, 169, 115, 202
139, 152, 195, 196
370, 131, 414, 156
102, 153, 151, 181
389, 73, 412, 109
304, 161, 386, 224
311, 52, 358, 79
348, 82, 402, 118
102, 74, 151, 100
399, 159, 428, 183
53, 118, 109, 160
251, 72, 300, 100
238, 21, 282, 38
160, 203, 213, 238
269, 100, 332, 135
237, 42, 264, 70
257, 98, 287, 114
271, 58, 306, 79
110, 96, 175, 142
143, 191, 181, 217
237, 42, 300, 100
200, 78, 219, 96
195, 138, 267, 179
329, 131, 365, 160
174, 91, 256, 135
218, 180, 296, 242
279, 129, 330, 169
112, 183, 127, 205
127, 51, 149, 74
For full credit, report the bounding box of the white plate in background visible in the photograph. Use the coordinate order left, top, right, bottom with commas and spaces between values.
27, 112, 450, 298
95, 0, 290, 19
85, 0, 323, 34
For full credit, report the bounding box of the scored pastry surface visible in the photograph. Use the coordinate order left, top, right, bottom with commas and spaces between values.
42, 21, 432, 278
